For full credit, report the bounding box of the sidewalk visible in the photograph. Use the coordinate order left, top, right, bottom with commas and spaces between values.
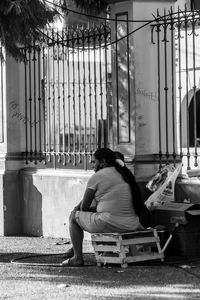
1, 236, 200, 300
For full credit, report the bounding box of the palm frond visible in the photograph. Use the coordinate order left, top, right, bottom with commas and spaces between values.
0, 0, 59, 60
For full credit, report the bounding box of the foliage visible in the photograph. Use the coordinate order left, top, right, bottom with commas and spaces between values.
71, 0, 108, 14
0, 0, 59, 60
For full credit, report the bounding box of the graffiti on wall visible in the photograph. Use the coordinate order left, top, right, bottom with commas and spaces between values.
9, 101, 40, 127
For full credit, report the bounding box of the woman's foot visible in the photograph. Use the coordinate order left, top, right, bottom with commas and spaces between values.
62, 247, 74, 258
62, 257, 84, 266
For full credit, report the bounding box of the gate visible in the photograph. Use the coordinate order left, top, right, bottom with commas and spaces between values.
151, 7, 200, 171
23, 23, 111, 168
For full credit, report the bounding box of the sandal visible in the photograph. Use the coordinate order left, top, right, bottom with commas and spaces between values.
61, 258, 84, 267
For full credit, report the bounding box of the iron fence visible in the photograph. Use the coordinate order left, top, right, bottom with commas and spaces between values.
151, 7, 200, 171
22, 6, 200, 171
23, 23, 111, 168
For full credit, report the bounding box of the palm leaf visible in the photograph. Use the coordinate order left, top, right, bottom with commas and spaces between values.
0, 0, 59, 60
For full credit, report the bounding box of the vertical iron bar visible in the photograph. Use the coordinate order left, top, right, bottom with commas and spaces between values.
82, 28, 87, 168
87, 27, 92, 158
170, 8, 176, 165
24, 49, 28, 163
62, 30, 66, 165
52, 29, 56, 167
126, 14, 131, 145
115, 18, 119, 145
104, 22, 108, 148
28, 47, 33, 161
67, 31, 71, 162
192, 13, 197, 166
99, 27, 103, 122
156, 18, 162, 167
178, 9, 183, 164
57, 31, 61, 163
93, 25, 98, 150
37, 46, 42, 161
33, 43, 37, 164
185, 8, 190, 170
72, 30, 76, 165
42, 45, 46, 164
163, 10, 169, 163
77, 29, 82, 163
47, 32, 53, 162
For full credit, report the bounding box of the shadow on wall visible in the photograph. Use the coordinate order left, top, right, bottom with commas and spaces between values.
3, 172, 22, 235
20, 173, 43, 237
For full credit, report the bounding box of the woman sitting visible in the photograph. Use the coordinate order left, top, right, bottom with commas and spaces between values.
62, 147, 144, 266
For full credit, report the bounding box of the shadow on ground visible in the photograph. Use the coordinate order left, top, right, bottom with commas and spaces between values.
1, 237, 200, 299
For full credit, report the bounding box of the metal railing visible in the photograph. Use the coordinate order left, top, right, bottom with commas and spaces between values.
21, 6, 200, 171
151, 7, 200, 171
23, 23, 111, 168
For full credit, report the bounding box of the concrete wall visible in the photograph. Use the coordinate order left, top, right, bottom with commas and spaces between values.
20, 169, 93, 239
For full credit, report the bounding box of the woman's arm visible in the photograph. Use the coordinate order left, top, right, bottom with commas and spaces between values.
73, 201, 81, 211
80, 188, 96, 211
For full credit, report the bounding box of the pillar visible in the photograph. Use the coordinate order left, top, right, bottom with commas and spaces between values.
109, 0, 178, 184
0, 54, 25, 235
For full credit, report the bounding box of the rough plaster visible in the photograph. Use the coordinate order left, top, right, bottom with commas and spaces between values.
21, 169, 92, 239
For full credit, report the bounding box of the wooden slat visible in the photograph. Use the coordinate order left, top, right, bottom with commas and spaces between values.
91, 235, 120, 242
93, 244, 120, 252
95, 256, 123, 264
125, 253, 164, 263
121, 237, 160, 245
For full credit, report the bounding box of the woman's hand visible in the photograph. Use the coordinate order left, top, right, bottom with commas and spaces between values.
80, 188, 96, 211
69, 209, 77, 222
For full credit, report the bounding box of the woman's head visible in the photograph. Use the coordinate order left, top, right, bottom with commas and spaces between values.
93, 148, 116, 172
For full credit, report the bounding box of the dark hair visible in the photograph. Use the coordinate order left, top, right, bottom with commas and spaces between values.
94, 148, 144, 216
94, 148, 116, 166
114, 151, 125, 161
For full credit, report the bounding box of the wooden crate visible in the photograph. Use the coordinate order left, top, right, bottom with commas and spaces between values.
91, 229, 164, 268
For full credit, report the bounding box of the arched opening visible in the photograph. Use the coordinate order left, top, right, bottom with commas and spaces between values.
189, 90, 200, 147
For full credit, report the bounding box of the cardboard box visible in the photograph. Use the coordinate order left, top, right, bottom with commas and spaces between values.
151, 202, 200, 227
151, 202, 200, 256
175, 179, 200, 204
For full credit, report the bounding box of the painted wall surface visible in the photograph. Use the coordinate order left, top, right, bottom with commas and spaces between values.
132, 1, 177, 156
0, 171, 21, 236
20, 169, 93, 239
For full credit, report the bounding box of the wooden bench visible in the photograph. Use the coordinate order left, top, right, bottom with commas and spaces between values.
91, 229, 164, 268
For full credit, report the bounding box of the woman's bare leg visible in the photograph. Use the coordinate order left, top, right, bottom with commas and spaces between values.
69, 219, 84, 262
62, 217, 84, 265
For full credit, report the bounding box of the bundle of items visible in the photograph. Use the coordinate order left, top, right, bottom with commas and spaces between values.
145, 164, 182, 210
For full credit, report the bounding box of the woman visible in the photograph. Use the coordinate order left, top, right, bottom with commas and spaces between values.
62, 147, 144, 266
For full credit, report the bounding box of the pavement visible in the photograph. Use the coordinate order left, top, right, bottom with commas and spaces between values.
1, 236, 200, 299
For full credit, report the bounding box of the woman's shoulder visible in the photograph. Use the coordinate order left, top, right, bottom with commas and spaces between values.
98, 166, 116, 176
90, 167, 115, 180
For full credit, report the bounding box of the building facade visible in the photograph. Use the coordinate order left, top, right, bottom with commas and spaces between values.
0, 0, 199, 238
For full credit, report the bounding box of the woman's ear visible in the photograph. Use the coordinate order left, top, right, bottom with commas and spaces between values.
99, 158, 106, 168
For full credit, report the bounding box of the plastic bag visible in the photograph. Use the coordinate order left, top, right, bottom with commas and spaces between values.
145, 164, 182, 210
